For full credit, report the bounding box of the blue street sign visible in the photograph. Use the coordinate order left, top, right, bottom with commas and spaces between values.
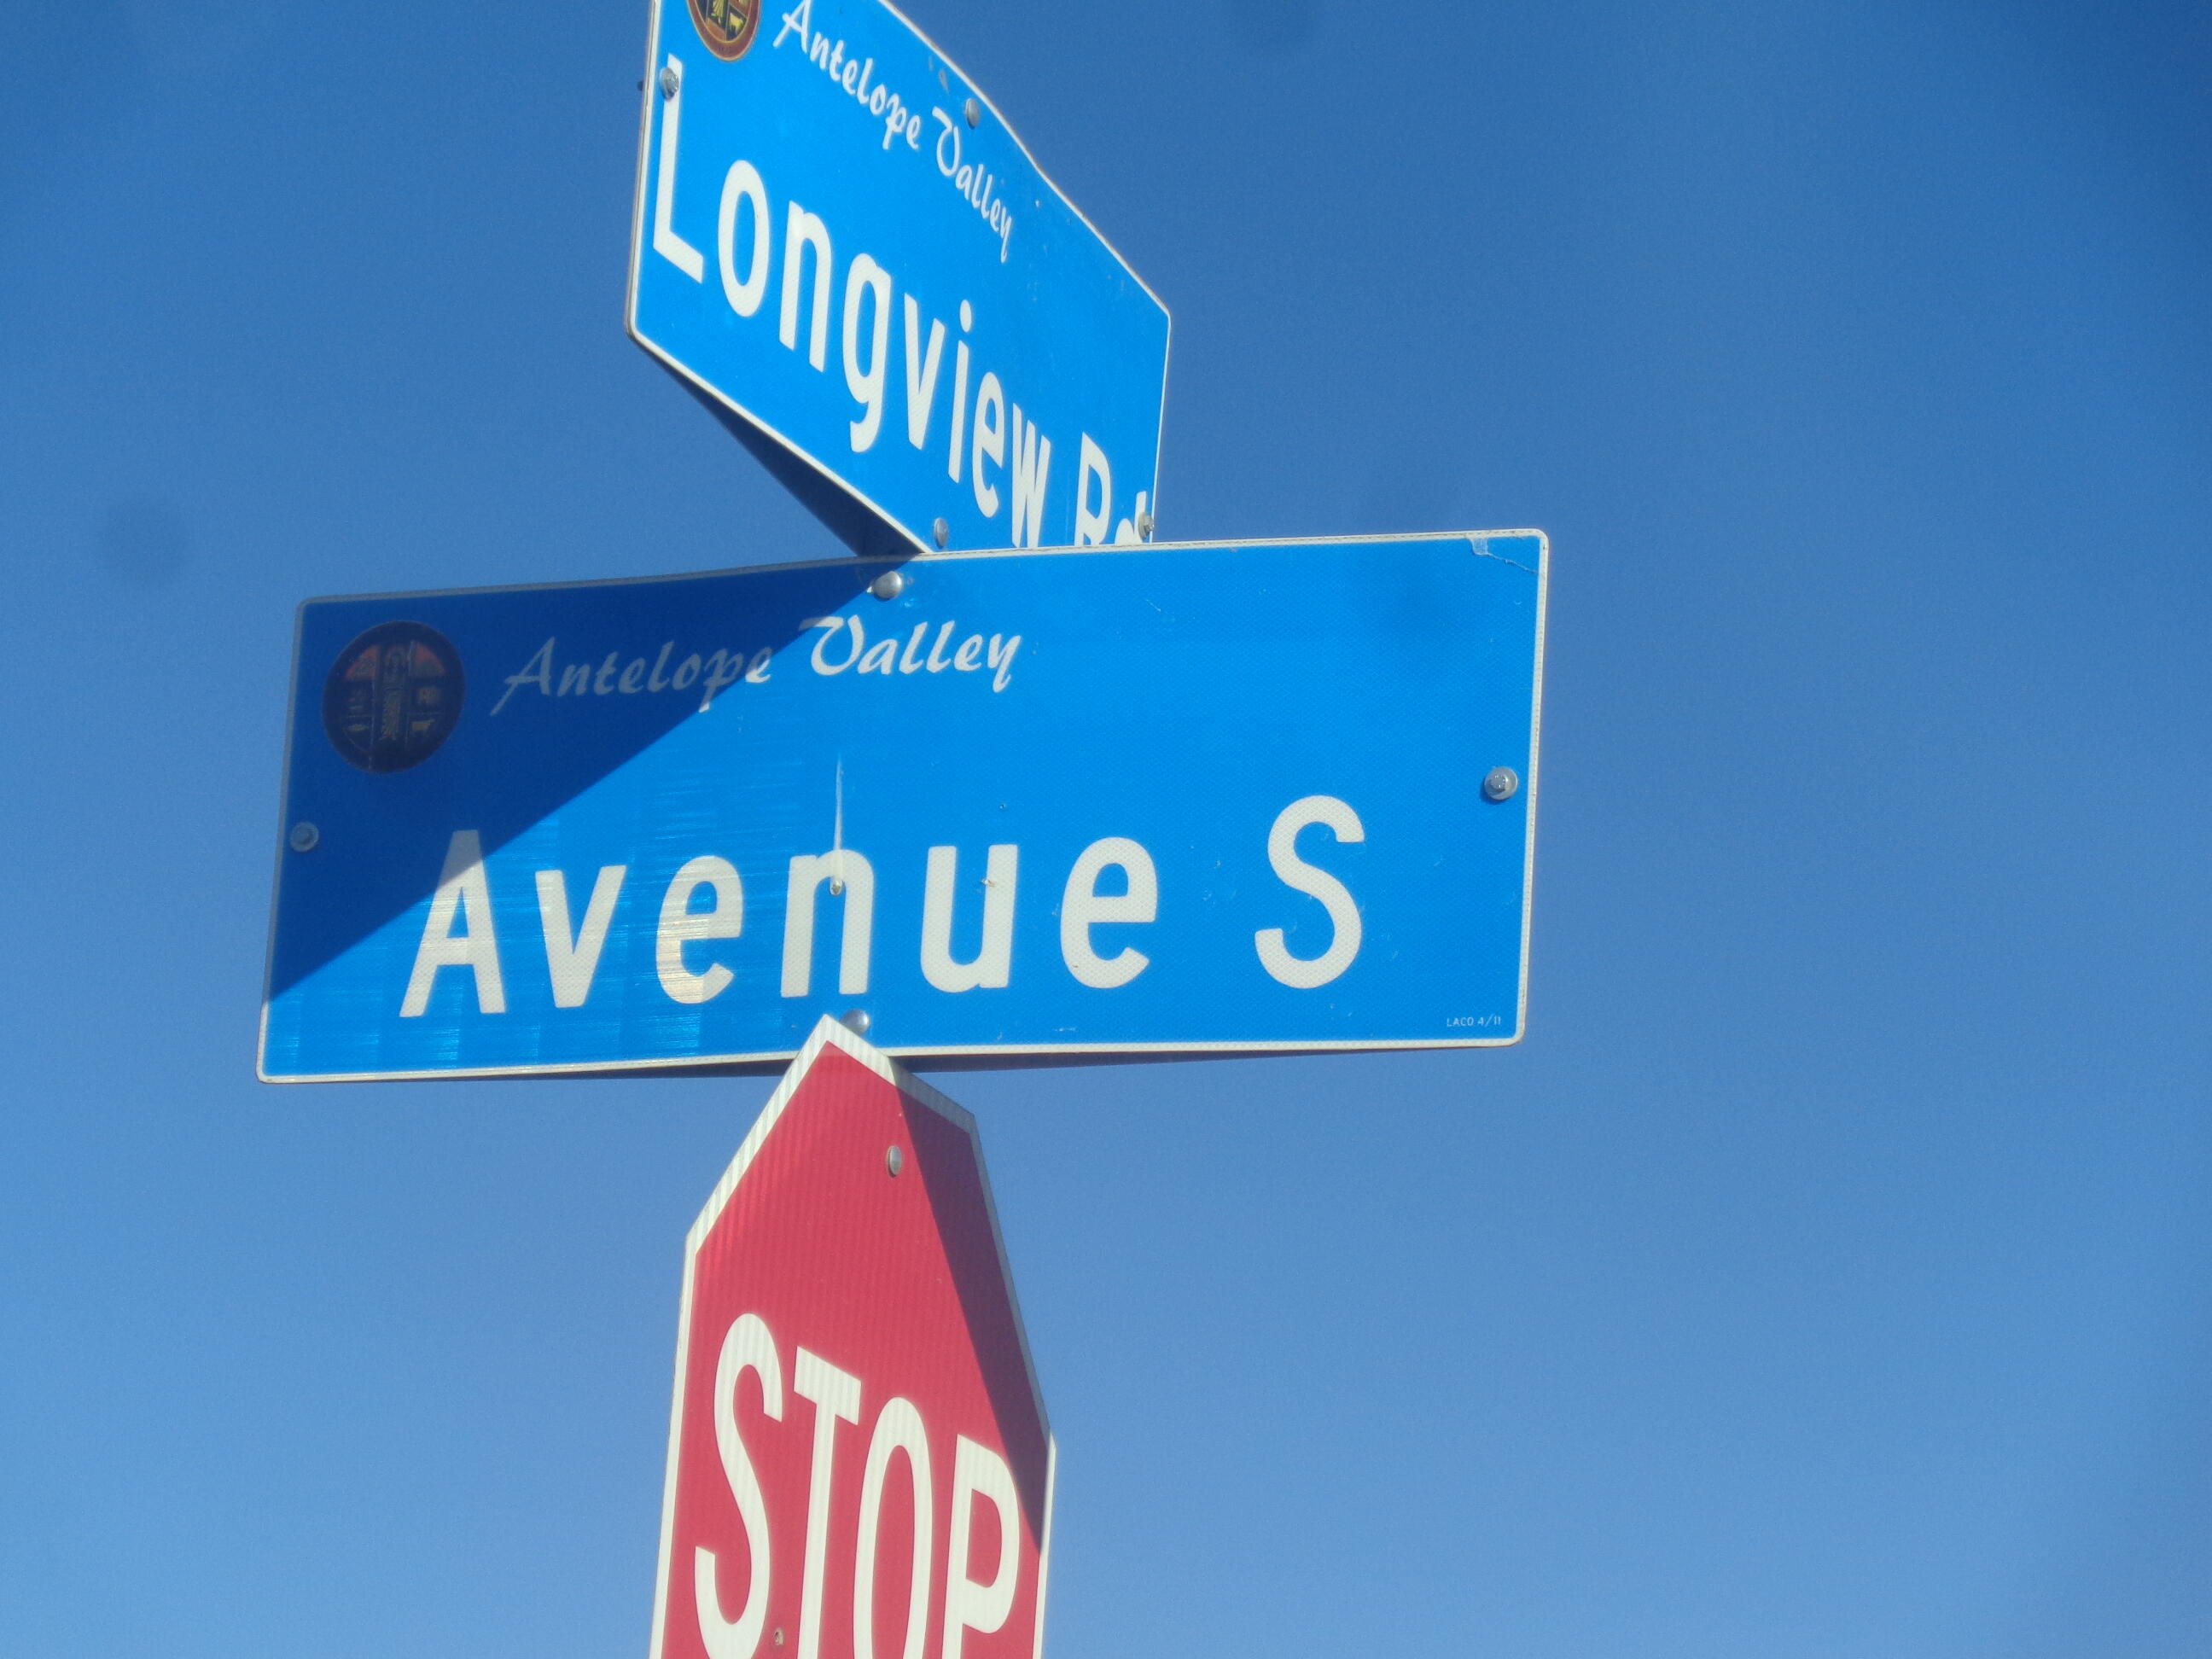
261, 533, 1548, 1082
627, 0, 1170, 557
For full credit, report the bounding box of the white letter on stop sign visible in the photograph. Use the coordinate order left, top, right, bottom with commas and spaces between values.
853, 1396, 934, 1659
697, 1313, 784, 1659
941, 1435, 1022, 1659
794, 1348, 864, 1659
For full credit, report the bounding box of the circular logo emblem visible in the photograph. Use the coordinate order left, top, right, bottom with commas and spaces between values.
688, 0, 758, 61
323, 621, 464, 773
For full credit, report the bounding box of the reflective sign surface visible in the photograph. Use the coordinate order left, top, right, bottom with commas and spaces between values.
261, 533, 1548, 1080
629, 0, 1170, 557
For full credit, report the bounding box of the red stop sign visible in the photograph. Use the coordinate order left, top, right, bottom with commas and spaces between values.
649, 1019, 1055, 1659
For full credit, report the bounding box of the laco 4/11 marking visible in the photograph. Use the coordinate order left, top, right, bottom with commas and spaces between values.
400, 795, 1367, 1022
261, 535, 1545, 1079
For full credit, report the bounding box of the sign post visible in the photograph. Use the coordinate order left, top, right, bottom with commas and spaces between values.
649, 1016, 1053, 1659
629, 0, 1170, 558
261, 532, 1547, 1080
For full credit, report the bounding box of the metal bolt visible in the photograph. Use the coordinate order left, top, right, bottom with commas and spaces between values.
886, 1144, 904, 1177
658, 65, 678, 97
932, 517, 950, 549
841, 1008, 871, 1035
288, 821, 320, 853
772, 1630, 785, 1649
1481, 766, 1521, 802
870, 569, 905, 600
1135, 510, 1155, 541
828, 877, 845, 897
963, 96, 981, 127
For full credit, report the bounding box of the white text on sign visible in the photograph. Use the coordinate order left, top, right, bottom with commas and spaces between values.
489, 620, 1025, 719
694, 1312, 1026, 1659
650, 44, 1151, 547
397, 797, 1366, 1017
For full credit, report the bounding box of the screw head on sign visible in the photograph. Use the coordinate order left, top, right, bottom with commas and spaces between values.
963, 96, 981, 127
932, 517, 950, 549
1481, 766, 1521, 802
288, 821, 320, 853
841, 1008, 871, 1035
1136, 510, 1155, 541
886, 1145, 905, 1177
658, 65, 678, 97
870, 570, 905, 600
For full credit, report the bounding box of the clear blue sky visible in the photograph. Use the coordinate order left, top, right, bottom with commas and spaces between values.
3, 1, 2207, 1655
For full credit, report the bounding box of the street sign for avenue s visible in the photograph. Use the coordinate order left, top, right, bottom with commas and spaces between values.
648, 1017, 1052, 1659
629, 0, 1170, 558
259, 533, 1547, 1081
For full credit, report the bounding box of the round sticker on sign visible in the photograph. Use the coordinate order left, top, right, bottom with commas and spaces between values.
322, 621, 464, 773
688, 0, 758, 61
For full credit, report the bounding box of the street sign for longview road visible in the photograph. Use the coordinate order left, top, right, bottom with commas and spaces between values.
629, 0, 1169, 557
259, 532, 1547, 1081
649, 1017, 1052, 1659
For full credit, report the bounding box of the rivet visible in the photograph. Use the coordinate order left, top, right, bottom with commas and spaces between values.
963, 96, 981, 127
841, 1008, 871, 1035
1136, 510, 1155, 541
1481, 766, 1521, 802
886, 1144, 904, 1177
870, 569, 905, 600
658, 65, 678, 97
288, 821, 320, 853
932, 517, 950, 549
828, 877, 845, 897
772, 1629, 785, 1649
